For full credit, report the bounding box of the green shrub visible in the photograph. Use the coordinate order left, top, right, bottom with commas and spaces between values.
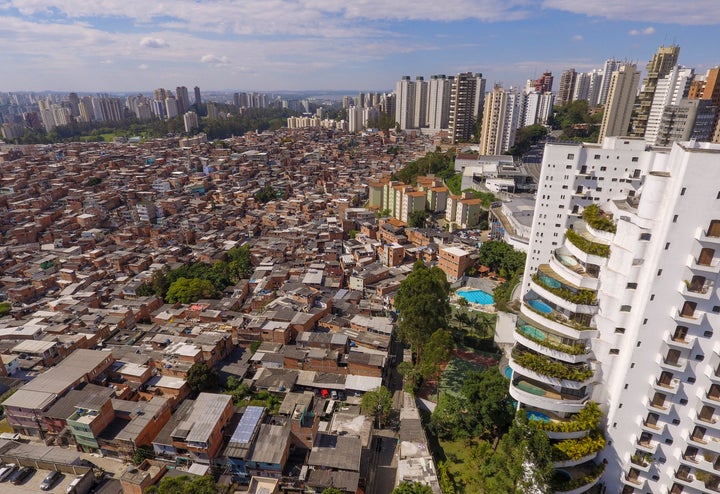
582, 204, 616, 233
552, 431, 606, 461
565, 229, 610, 257
513, 350, 593, 382
530, 402, 601, 432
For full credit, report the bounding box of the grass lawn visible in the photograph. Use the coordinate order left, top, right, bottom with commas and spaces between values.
439, 438, 486, 493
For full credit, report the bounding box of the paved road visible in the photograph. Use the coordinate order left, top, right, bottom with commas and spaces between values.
367, 435, 398, 494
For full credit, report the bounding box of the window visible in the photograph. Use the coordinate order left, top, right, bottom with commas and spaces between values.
636, 341, 642, 347
681, 187, 686, 196
626, 283, 637, 289
714, 306, 720, 313
665, 242, 670, 250
594, 154, 600, 159
620, 305, 632, 312
695, 354, 705, 361
705, 331, 714, 338
665, 439, 674, 445
610, 349, 620, 355
640, 233, 652, 240
650, 294, 655, 301
688, 377, 696, 384
658, 269, 663, 276
615, 327, 626, 334
673, 214, 678, 223
567, 153, 575, 159
631, 156, 639, 162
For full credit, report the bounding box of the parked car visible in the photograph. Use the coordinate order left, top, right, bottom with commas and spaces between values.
40, 470, 62, 491
0, 464, 17, 482
9, 466, 34, 485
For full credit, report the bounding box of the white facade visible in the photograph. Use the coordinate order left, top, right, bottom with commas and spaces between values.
644, 66, 695, 145
395, 77, 415, 130
598, 64, 641, 143
513, 138, 720, 494
428, 75, 452, 130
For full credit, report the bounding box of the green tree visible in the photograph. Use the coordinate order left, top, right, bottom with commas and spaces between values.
421, 329, 455, 381
186, 362, 221, 393
394, 261, 451, 361
477, 413, 554, 494
254, 184, 277, 203
227, 244, 253, 282
360, 386, 393, 428
132, 444, 154, 465
462, 368, 516, 437
477, 241, 526, 277
408, 209, 429, 228
506, 124, 548, 158
165, 277, 218, 303
391, 481, 433, 494
144, 475, 218, 494
321, 488, 345, 494
0, 302, 11, 317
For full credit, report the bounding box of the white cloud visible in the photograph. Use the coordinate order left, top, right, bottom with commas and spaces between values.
140, 36, 168, 48
572, 34, 583, 41
629, 26, 655, 36
138, 64, 148, 70
99, 59, 113, 64
541, 0, 720, 24
200, 54, 231, 66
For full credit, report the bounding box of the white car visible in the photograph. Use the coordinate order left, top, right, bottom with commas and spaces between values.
0, 464, 17, 482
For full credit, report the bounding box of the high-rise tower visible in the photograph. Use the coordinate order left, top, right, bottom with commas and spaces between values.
512, 137, 720, 494
394, 76, 415, 130
448, 72, 485, 144
631, 45, 681, 137
598, 64, 641, 143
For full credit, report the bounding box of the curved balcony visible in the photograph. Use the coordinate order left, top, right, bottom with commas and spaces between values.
676, 307, 707, 326
564, 224, 610, 265
510, 351, 594, 389
552, 462, 604, 494
521, 301, 597, 341
552, 452, 599, 469
514, 323, 591, 364
510, 378, 588, 413
551, 248, 600, 290
530, 273, 599, 316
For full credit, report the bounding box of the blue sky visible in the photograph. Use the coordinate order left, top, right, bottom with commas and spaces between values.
1, 0, 719, 93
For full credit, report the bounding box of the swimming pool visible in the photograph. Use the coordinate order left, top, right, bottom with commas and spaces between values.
539, 274, 562, 289
527, 410, 551, 423
503, 365, 513, 379
529, 299, 553, 314
519, 324, 547, 341
457, 289, 494, 305
557, 254, 579, 267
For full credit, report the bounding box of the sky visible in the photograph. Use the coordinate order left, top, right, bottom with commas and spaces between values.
1, 0, 720, 94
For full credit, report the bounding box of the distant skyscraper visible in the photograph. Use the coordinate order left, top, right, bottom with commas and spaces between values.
194, 86, 202, 106
532, 71, 554, 93
395, 76, 415, 130
68, 93, 80, 117
413, 76, 429, 128
479, 85, 520, 155
654, 99, 717, 146
572, 72, 590, 102
427, 75, 453, 130
183, 111, 199, 133
598, 64, 641, 142
597, 58, 618, 107
521, 90, 554, 127
347, 106, 363, 132
631, 44, 681, 137
557, 69, 576, 106
165, 96, 179, 119
586, 70, 604, 107
644, 66, 694, 145
448, 72, 485, 144
176, 86, 189, 114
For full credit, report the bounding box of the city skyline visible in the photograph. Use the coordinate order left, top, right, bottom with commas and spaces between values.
1, 0, 720, 93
